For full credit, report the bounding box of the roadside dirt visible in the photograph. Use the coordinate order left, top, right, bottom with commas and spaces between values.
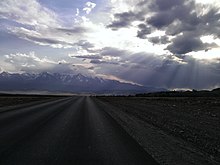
0, 96, 59, 108
96, 97, 220, 165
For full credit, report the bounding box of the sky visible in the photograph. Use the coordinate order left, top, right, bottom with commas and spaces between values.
0, 0, 220, 89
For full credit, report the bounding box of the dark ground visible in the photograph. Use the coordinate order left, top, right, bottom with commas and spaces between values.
0, 95, 219, 165
97, 97, 220, 165
0, 94, 67, 108
0, 96, 158, 165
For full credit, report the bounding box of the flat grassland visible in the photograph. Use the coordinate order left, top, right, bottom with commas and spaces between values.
97, 97, 220, 165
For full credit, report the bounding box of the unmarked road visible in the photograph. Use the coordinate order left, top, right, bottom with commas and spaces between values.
0, 97, 158, 165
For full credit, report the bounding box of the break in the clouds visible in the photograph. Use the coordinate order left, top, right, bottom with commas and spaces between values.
0, 0, 220, 89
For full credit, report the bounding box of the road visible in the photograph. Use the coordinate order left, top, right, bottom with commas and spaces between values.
0, 97, 159, 165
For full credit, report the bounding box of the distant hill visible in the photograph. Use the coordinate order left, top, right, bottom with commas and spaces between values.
212, 88, 220, 92
0, 72, 165, 94
136, 88, 220, 97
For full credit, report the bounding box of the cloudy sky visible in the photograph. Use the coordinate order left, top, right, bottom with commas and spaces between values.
0, 0, 220, 89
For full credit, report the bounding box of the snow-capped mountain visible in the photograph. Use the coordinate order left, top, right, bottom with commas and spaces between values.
0, 72, 165, 94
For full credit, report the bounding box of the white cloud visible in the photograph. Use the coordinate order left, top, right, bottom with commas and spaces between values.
83, 1, 96, 14
110, 0, 139, 13
0, 0, 58, 28
76, 8, 80, 16
195, 0, 220, 6
0, 0, 87, 49
0, 51, 97, 76
188, 48, 220, 59
0, 52, 74, 73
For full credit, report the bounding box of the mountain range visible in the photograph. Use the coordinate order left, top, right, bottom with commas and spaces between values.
0, 72, 165, 94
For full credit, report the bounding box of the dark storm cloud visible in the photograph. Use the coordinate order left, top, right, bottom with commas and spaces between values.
166, 33, 217, 54
107, 11, 145, 30
149, 0, 183, 11
137, 24, 152, 39
165, 21, 197, 36
146, 0, 196, 29
108, 0, 220, 54
100, 47, 128, 57
147, 11, 175, 29
146, 0, 220, 54
148, 36, 170, 45
108, 0, 188, 30
74, 40, 95, 53
73, 55, 102, 60
90, 59, 119, 65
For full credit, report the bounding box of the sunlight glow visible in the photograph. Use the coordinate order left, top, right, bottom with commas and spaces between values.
200, 35, 218, 44
189, 48, 220, 60
195, 0, 220, 5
